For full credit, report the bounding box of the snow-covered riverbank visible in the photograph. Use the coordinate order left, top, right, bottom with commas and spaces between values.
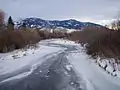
0, 39, 120, 90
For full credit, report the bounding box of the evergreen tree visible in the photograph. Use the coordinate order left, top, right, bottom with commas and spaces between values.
7, 16, 14, 31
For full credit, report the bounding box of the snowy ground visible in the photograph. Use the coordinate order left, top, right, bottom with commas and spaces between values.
0, 41, 64, 76
96, 57, 120, 78
67, 51, 120, 90
0, 39, 120, 90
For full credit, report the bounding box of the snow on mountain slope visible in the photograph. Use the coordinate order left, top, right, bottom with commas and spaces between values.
17, 18, 103, 30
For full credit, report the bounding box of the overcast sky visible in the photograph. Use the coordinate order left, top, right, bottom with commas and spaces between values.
0, 0, 120, 24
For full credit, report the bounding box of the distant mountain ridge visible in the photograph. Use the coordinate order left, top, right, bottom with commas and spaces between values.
17, 17, 104, 30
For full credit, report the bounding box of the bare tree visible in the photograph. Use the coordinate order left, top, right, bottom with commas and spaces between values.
0, 9, 5, 25
0, 9, 5, 31
111, 20, 116, 30
111, 11, 120, 30
116, 19, 120, 30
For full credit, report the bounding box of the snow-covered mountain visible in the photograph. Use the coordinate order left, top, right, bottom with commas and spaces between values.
17, 18, 104, 30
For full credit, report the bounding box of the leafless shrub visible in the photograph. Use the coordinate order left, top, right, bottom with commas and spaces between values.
69, 27, 120, 60
0, 29, 41, 52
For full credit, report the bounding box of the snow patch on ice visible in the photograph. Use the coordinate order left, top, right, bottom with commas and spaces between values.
50, 39, 79, 45
0, 63, 38, 83
65, 65, 72, 71
0, 72, 30, 83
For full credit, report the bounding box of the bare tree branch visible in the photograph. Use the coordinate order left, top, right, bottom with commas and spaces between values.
0, 9, 5, 25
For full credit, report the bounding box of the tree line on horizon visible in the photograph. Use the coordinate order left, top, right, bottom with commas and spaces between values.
0, 10, 70, 53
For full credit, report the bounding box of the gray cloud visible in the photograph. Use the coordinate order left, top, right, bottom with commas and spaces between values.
0, 0, 120, 22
